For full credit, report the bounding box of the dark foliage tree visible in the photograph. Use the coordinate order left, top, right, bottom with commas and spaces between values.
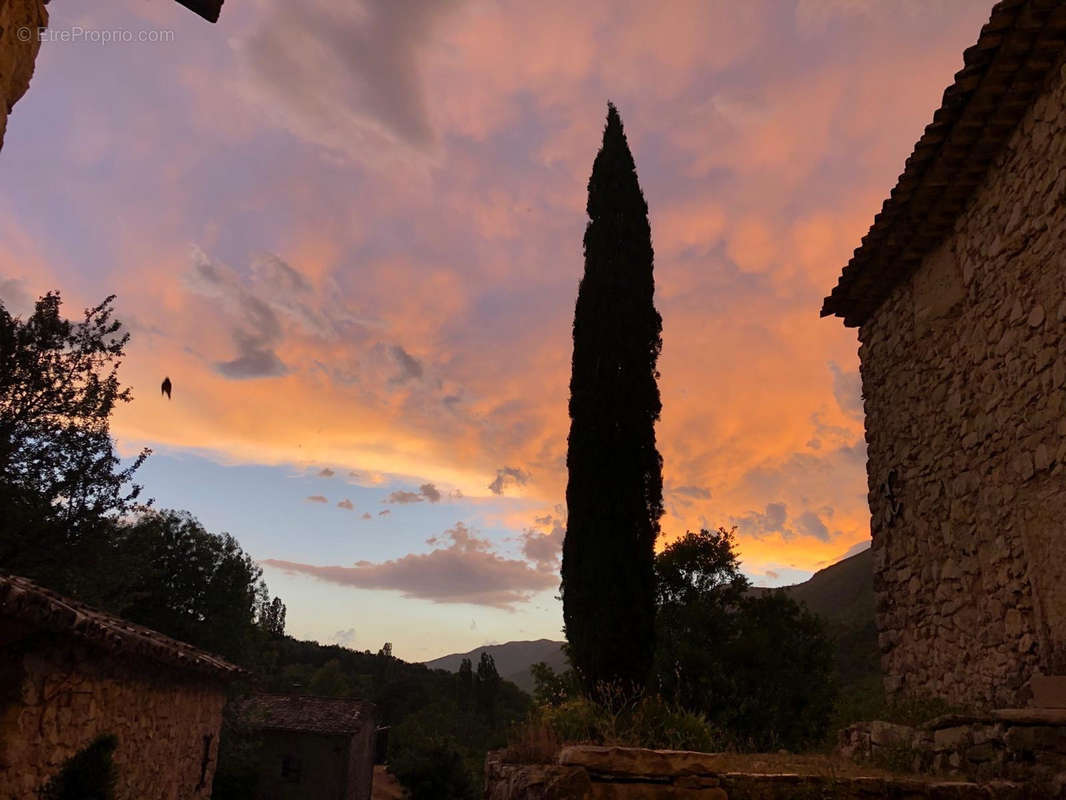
309, 658, 352, 697
654, 527, 749, 711
257, 594, 287, 638
0, 292, 149, 597
475, 652, 501, 722
457, 657, 474, 710
529, 661, 580, 707
723, 591, 836, 750
653, 528, 836, 751
562, 102, 663, 693
388, 706, 478, 800
111, 509, 266, 664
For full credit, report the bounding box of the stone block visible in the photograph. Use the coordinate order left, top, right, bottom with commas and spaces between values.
590, 784, 726, 800
559, 747, 723, 778
1030, 674, 1066, 708
868, 720, 915, 749
934, 726, 972, 751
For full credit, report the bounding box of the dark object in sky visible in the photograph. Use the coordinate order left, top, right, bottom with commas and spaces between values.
561, 103, 663, 695
174, 0, 224, 23
161, 377, 172, 399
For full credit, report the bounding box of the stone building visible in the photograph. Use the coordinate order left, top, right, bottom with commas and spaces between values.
823, 0, 1066, 708
0, 573, 243, 799
0, 0, 222, 153
237, 694, 376, 800
0, 0, 47, 151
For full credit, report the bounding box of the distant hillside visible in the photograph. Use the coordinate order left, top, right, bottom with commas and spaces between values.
760, 546, 879, 690
423, 549, 875, 697
768, 546, 873, 627
423, 639, 567, 693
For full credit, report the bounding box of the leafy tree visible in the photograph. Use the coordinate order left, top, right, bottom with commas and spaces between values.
653, 528, 836, 751
389, 703, 478, 800
654, 528, 749, 712
309, 658, 352, 697
457, 657, 473, 710
0, 292, 149, 598
110, 509, 265, 664
257, 594, 286, 637
562, 102, 663, 694
723, 591, 836, 750
529, 662, 579, 707
475, 653, 501, 722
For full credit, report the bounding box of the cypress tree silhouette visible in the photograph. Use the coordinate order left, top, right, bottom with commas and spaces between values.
561, 103, 663, 693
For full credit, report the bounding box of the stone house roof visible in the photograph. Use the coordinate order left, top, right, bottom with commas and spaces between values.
237, 694, 372, 736
822, 0, 1066, 327
175, 0, 224, 23
0, 573, 244, 680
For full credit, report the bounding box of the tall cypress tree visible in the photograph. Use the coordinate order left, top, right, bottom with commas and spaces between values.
561, 103, 663, 693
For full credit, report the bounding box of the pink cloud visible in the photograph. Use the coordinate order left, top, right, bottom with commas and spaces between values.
264, 523, 557, 608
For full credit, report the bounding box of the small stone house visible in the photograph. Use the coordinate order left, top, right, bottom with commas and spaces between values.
237, 694, 375, 800
823, 0, 1066, 708
0, 573, 243, 799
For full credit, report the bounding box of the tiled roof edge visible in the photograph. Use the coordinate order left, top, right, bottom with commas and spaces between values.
822, 0, 1066, 327
0, 572, 245, 680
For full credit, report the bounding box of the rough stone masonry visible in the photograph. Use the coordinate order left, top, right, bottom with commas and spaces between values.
823, 0, 1066, 709
0, 0, 47, 151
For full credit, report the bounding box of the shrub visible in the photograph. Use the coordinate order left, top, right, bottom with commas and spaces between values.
882, 693, 974, 727
624, 695, 719, 752
40, 735, 118, 800
506, 692, 720, 762
389, 736, 476, 800
541, 697, 604, 743
502, 717, 562, 764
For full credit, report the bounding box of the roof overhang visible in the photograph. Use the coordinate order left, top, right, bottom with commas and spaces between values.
175, 0, 224, 23
821, 0, 1066, 328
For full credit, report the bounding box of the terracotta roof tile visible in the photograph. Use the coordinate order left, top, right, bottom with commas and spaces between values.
237, 694, 373, 735
0, 573, 244, 680
822, 0, 1066, 327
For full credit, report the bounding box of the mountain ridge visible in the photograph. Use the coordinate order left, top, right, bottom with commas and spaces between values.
421, 546, 874, 693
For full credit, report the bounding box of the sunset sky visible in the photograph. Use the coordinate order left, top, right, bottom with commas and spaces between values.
0, 0, 992, 661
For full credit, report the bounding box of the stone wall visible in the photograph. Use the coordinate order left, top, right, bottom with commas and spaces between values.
486, 746, 1030, 800
345, 716, 375, 800
840, 709, 1066, 793
0, 632, 228, 800
0, 0, 47, 150
859, 53, 1066, 708
254, 729, 374, 800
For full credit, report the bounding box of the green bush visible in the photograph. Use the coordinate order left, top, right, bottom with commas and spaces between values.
625, 695, 719, 752
521, 693, 719, 755
540, 698, 603, 743
389, 738, 476, 800
388, 705, 478, 800
40, 735, 118, 800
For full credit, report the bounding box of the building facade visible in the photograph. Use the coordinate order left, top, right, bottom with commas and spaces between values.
823, 0, 1066, 708
238, 694, 376, 800
0, 0, 222, 154
0, 573, 243, 799
0, 0, 47, 151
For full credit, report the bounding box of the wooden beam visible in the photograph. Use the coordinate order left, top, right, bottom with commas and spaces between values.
174, 0, 224, 23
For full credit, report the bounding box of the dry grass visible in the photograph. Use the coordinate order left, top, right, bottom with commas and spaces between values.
499, 734, 941, 783
501, 717, 563, 764
372, 765, 408, 799
649, 752, 933, 781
